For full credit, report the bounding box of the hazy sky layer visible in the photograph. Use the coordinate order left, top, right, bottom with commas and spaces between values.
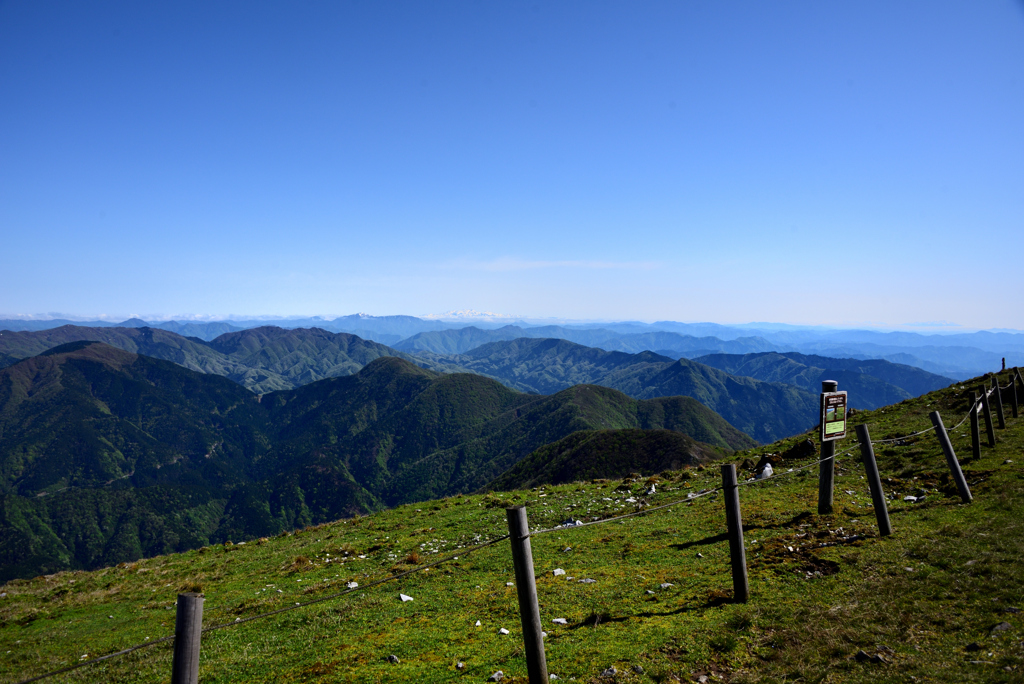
1, 1, 1022, 328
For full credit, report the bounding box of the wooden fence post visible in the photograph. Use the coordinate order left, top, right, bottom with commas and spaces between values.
818, 381, 838, 515
970, 391, 981, 460
171, 593, 204, 684
992, 375, 1006, 430
855, 425, 892, 536
980, 385, 996, 447
929, 412, 972, 503
1011, 368, 1019, 419
505, 506, 548, 683
720, 464, 749, 603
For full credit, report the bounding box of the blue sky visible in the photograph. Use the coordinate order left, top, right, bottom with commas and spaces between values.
1, 1, 1022, 329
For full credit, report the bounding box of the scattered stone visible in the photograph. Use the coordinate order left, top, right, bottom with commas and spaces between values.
904, 567, 916, 572
499, 628, 509, 635
646, 590, 655, 595
506, 582, 514, 587
552, 618, 568, 625
625, 497, 637, 503
991, 621, 1012, 634
782, 439, 816, 460
346, 581, 358, 589
903, 496, 919, 503
475, 620, 482, 627
562, 546, 572, 553
601, 666, 617, 677
965, 642, 982, 652
578, 578, 597, 584
553, 568, 566, 576
633, 665, 645, 674
854, 650, 870, 662
488, 671, 504, 682
1005, 607, 1021, 614
456, 662, 465, 670
696, 552, 703, 558
400, 594, 414, 602
387, 655, 400, 663
1004, 460, 1013, 464
549, 675, 559, 680
660, 583, 674, 589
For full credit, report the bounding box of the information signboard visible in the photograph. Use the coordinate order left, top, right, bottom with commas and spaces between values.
820, 391, 848, 441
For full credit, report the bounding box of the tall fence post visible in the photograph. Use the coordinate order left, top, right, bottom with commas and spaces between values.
992, 375, 1006, 430
929, 411, 972, 503
979, 385, 996, 447
171, 593, 204, 684
720, 464, 749, 603
505, 506, 548, 683
1010, 368, 1019, 419
970, 391, 981, 460
855, 425, 892, 536
818, 380, 838, 515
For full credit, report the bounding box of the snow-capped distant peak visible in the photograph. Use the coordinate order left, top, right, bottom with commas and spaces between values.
422, 309, 519, 321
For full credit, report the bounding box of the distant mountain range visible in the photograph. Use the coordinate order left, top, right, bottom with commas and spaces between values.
415, 338, 819, 443
0, 343, 749, 580
693, 352, 953, 410
3, 315, 1021, 377
0, 325, 957, 444
0, 325, 465, 394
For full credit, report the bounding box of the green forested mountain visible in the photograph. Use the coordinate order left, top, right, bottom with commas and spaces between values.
393, 324, 775, 357
0, 325, 463, 393
486, 428, 725, 491
693, 351, 954, 410
0, 344, 746, 580
422, 338, 818, 443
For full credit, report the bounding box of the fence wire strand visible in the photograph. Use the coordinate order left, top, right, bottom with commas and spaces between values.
14, 534, 511, 684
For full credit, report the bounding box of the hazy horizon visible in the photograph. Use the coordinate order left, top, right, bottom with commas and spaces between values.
1, 310, 1021, 335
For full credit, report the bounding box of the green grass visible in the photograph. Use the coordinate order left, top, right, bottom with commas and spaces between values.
1, 371, 1022, 682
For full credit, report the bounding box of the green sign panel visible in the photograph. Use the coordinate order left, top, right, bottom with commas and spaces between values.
820, 391, 848, 441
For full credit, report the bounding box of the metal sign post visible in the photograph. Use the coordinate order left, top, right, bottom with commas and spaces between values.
818, 382, 846, 514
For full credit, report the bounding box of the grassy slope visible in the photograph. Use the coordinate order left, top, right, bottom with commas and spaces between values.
1, 370, 1022, 682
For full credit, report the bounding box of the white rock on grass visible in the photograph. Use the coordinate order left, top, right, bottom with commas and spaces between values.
578, 578, 596, 584
346, 582, 358, 589
399, 594, 414, 602
601, 666, 617, 677
552, 618, 568, 625
475, 620, 482, 626
499, 628, 510, 635
488, 672, 504, 682
660, 583, 674, 589
553, 568, 566, 576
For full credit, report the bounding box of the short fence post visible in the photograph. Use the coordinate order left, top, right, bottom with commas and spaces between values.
992, 375, 1006, 430
855, 425, 892, 536
818, 380, 838, 515
929, 411, 972, 503
1010, 368, 1019, 419
505, 506, 548, 683
171, 593, 204, 684
970, 392, 981, 460
980, 385, 996, 447
720, 464, 749, 603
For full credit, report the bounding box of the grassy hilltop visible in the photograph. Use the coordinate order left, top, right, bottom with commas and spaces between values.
1, 369, 1022, 682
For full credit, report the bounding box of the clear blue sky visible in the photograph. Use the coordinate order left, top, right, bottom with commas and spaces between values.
1, 1, 1022, 329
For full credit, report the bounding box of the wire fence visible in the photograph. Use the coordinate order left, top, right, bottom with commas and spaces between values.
15, 370, 1020, 684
